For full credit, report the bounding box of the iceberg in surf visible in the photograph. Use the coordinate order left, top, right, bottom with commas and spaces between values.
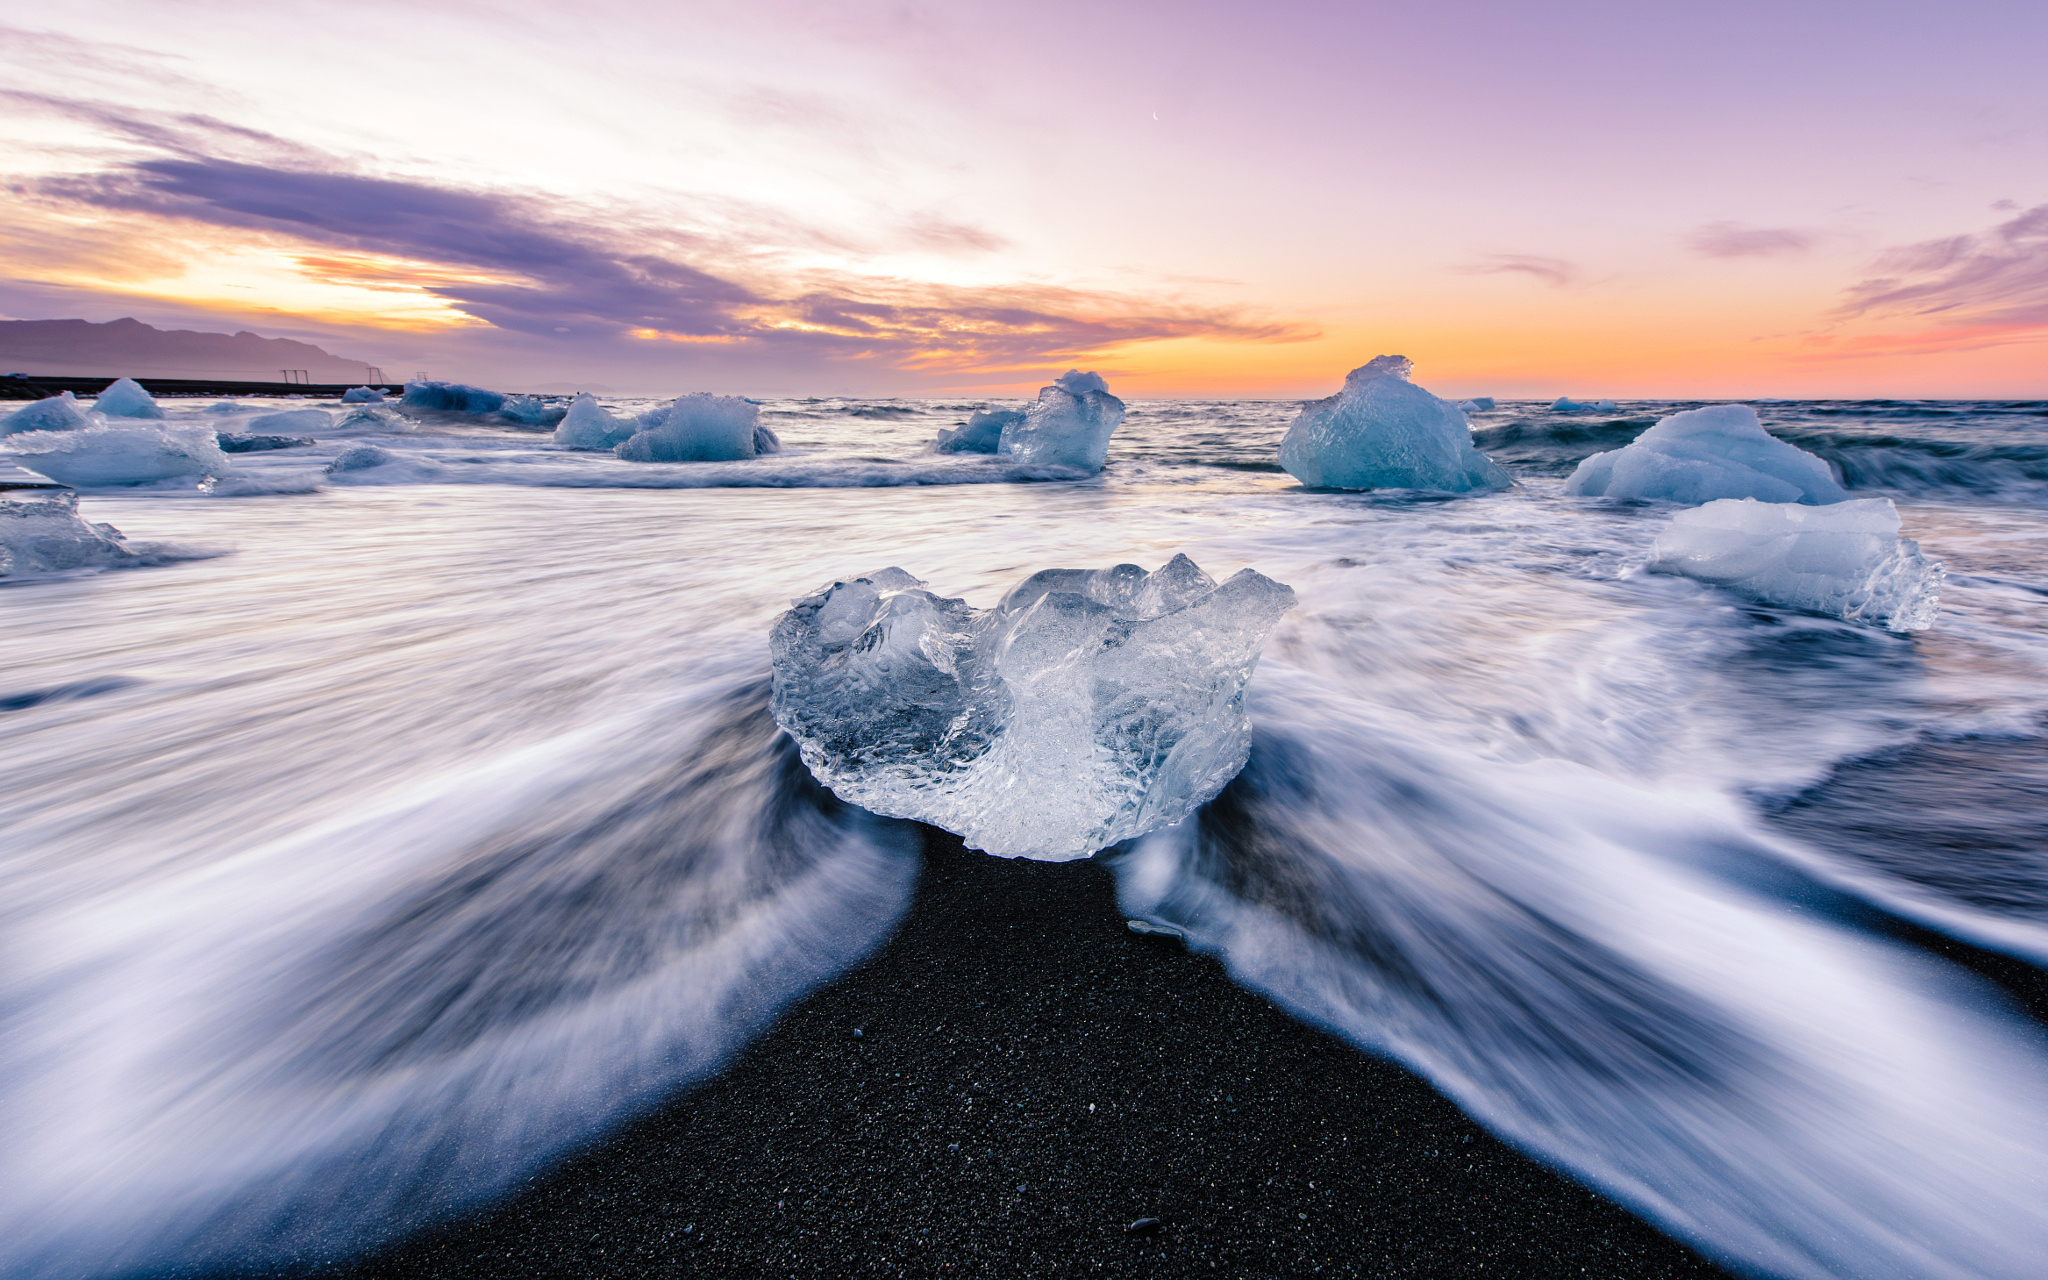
339, 386, 386, 403
1277, 356, 1511, 492
1648, 497, 1943, 631
617, 393, 780, 462
771, 555, 1295, 860
402, 380, 506, 414
552, 393, 637, 451
1458, 396, 1497, 412
0, 489, 139, 576
1552, 396, 1616, 412
996, 371, 1124, 471
248, 408, 334, 434
3, 392, 95, 435
4, 424, 230, 488
1567, 404, 1848, 504
932, 407, 1021, 454
94, 378, 164, 419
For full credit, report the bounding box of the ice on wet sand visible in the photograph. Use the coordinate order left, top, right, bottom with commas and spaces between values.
1278, 356, 1511, 492
1567, 404, 1848, 504
93, 378, 164, 419
1648, 497, 1943, 631
0, 489, 138, 575
617, 393, 780, 462
553, 393, 638, 451
770, 555, 1296, 859
996, 371, 1124, 471
4, 425, 231, 488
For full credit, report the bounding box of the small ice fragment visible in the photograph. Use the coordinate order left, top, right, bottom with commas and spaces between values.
0, 489, 139, 576
551, 393, 637, 451
933, 407, 1020, 454
996, 371, 1124, 471
1567, 404, 1847, 505
1552, 396, 1592, 411
339, 386, 386, 403
1277, 356, 1511, 492
3, 392, 95, 435
248, 408, 334, 435
1126, 919, 1187, 939
333, 406, 413, 433
1648, 497, 1943, 631
490, 395, 566, 428
1458, 396, 1497, 412
615, 393, 778, 462
1594, 398, 1617, 411
93, 378, 163, 419
771, 555, 1295, 860
204, 401, 248, 415
326, 444, 397, 473
4, 425, 229, 487
216, 433, 311, 453
401, 380, 506, 414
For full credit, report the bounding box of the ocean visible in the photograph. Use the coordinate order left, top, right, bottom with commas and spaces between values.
4, 393, 2047, 1279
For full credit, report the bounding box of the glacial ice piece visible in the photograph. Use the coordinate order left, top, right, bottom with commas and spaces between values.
1277, 356, 1512, 492
1458, 396, 1497, 412
1595, 399, 1617, 411
932, 407, 1021, 454
339, 386, 386, 403
0, 489, 138, 576
402, 380, 505, 414
205, 401, 249, 415
4, 425, 230, 487
94, 378, 164, 419
491, 395, 567, 428
249, 408, 335, 434
3, 392, 95, 435
552, 393, 637, 451
1566, 404, 1848, 505
334, 406, 414, 433
996, 371, 1125, 471
770, 555, 1296, 860
1648, 497, 1943, 631
616, 393, 780, 462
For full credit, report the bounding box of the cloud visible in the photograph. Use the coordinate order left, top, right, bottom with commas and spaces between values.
1811, 203, 2048, 357
1454, 254, 1577, 287
1688, 222, 1814, 259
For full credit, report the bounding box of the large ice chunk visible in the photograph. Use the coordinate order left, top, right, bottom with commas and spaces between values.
401, 380, 505, 414
552, 393, 637, 451
94, 378, 164, 419
3, 392, 96, 435
996, 371, 1125, 471
1648, 497, 1943, 631
1277, 356, 1511, 492
1567, 404, 1848, 504
933, 407, 1021, 454
4, 425, 230, 487
339, 386, 386, 403
0, 489, 138, 576
616, 393, 780, 462
771, 555, 1296, 860
492, 394, 567, 428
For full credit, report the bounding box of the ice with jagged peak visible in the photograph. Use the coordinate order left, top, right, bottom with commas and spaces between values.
248, 408, 335, 434
933, 407, 1021, 454
996, 371, 1125, 471
3, 392, 95, 435
1459, 396, 1497, 412
617, 393, 780, 462
93, 378, 163, 419
1567, 404, 1848, 505
402, 380, 505, 414
553, 393, 637, 451
4, 425, 230, 488
339, 386, 386, 403
1277, 356, 1512, 492
0, 489, 139, 576
771, 555, 1296, 860
1649, 497, 1943, 631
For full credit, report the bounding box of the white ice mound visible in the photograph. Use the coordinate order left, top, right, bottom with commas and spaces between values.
933, 407, 1021, 454
1277, 356, 1511, 492
0, 489, 138, 576
5, 425, 230, 488
996, 370, 1125, 471
1648, 497, 1943, 631
339, 386, 386, 403
248, 408, 335, 434
1567, 404, 1848, 505
617, 393, 780, 462
552, 393, 637, 451
771, 555, 1296, 860
94, 378, 164, 419
3, 392, 96, 435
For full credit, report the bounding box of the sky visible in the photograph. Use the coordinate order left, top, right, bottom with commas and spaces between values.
1, 0, 2045, 398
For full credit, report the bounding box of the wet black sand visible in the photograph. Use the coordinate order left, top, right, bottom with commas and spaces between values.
289, 829, 1731, 1279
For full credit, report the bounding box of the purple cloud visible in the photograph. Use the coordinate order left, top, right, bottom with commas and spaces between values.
1455, 254, 1577, 287
1689, 222, 1814, 259
1837, 203, 2048, 328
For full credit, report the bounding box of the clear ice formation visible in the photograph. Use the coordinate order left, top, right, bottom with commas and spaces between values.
93, 378, 164, 419
3, 392, 95, 435
770, 555, 1296, 860
552, 394, 638, 451
248, 409, 335, 434
995, 371, 1124, 471
1567, 404, 1848, 504
0, 489, 138, 576
339, 387, 386, 403
617, 393, 780, 462
4, 425, 230, 488
1277, 356, 1512, 492
1648, 497, 1943, 631
492, 395, 567, 428
402, 380, 506, 414
932, 407, 1020, 453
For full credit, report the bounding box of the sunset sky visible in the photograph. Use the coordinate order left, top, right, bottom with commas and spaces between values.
2, 0, 2045, 397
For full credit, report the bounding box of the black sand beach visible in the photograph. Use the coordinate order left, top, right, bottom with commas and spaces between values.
298, 831, 1734, 1279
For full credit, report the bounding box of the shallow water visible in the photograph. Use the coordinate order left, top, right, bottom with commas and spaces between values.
4, 395, 2048, 1279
